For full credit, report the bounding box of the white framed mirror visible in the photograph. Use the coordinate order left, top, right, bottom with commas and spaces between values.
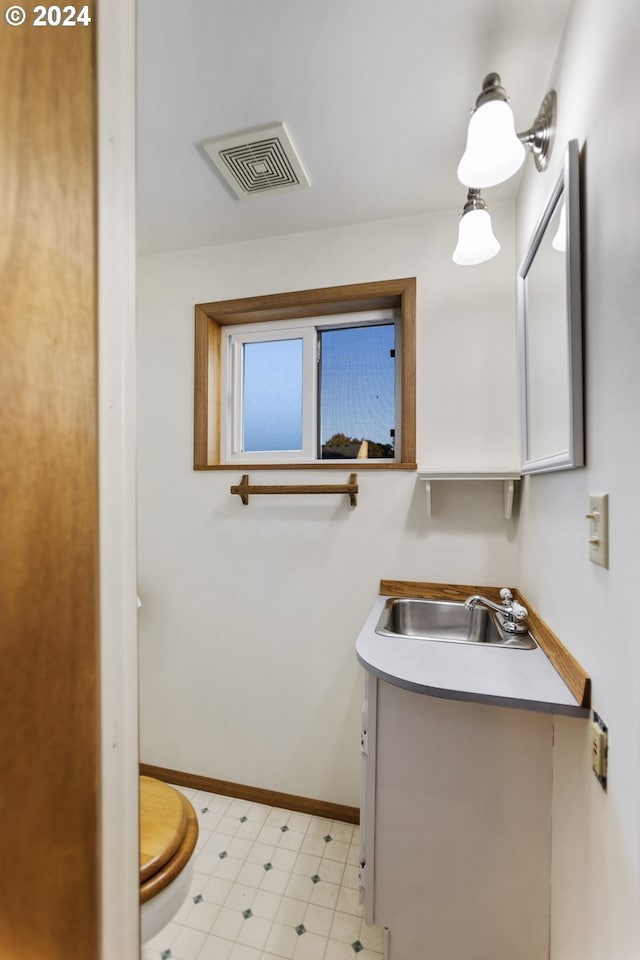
518, 139, 583, 473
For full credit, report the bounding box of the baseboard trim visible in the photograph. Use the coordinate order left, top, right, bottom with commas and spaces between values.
139, 763, 360, 825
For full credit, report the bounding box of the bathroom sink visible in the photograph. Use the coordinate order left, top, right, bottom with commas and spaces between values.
375, 598, 536, 650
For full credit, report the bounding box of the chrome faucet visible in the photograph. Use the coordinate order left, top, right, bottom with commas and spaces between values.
464, 588, 529, 635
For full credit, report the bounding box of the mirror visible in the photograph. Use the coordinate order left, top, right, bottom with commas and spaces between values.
518, 139, 583, 473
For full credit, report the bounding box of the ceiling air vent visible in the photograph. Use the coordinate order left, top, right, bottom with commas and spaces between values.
202, 123, 310, 200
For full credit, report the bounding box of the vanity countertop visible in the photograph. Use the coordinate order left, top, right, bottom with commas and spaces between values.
356, 583, 590, 718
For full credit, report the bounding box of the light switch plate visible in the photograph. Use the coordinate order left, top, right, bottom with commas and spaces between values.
588, 493, 609, 568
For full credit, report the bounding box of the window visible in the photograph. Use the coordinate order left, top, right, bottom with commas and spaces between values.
194, 278, 416, 470
222, 312, 398, 463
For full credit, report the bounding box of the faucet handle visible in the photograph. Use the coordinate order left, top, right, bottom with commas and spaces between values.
511, 602, 528, 621
499, 588, 528, 623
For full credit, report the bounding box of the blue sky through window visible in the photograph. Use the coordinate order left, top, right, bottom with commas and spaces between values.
243, 338, 303, 451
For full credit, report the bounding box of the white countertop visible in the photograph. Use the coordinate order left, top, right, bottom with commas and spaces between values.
356, 595, 589, 717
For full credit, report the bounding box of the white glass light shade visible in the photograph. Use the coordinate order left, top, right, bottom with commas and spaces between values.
457, 100, 526, 188
452, 208, 500, 265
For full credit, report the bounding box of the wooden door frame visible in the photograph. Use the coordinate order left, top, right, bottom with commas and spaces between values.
97, 1, 139, 956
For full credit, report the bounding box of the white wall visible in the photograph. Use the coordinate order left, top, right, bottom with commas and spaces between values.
515, 0, 640, 954
137, 204, 519, 807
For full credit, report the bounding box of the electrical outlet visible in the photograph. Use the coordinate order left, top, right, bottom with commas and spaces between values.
587, 493, 609, 568
591, 712, 608, 789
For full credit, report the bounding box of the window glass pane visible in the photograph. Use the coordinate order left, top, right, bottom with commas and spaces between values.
319, 324, 395, 459
242, 338, 303, 451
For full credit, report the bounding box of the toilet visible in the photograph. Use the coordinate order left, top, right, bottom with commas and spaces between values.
139, 776, 199, 943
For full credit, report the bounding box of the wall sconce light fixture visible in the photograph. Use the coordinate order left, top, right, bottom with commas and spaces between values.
452, 188, 500, 265
457, 73, 557, 189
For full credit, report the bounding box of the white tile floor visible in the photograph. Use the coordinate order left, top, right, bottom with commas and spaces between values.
143, 785, 385, 960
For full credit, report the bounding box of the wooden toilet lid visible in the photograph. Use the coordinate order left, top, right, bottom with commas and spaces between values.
139, 775, 188, 882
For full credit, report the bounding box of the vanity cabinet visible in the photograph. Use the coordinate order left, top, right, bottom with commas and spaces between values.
360, 671, 554, 960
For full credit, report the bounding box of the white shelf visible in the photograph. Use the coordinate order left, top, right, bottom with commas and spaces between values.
417, 471, 521, 519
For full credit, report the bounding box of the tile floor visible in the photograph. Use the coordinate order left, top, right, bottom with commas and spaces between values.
143, 785, 385, 960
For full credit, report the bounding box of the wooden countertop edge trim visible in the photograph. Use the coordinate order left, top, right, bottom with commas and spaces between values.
513, 590, 591, 709
379, 580, 591, 709
380, 580, 505, 604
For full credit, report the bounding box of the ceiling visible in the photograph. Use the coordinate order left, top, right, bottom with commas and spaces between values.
136, 0, 572, 256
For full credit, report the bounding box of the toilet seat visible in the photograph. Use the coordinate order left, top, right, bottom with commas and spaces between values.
139, 776, 199, 905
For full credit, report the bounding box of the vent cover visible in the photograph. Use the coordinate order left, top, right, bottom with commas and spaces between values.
202, 123, 310, 199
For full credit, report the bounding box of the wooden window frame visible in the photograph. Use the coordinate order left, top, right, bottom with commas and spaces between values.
194, 277, 416, 470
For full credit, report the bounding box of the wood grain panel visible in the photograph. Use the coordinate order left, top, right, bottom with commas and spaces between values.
399, 277, 416, 465
0, 11, 99, 960
196, 277, 413, 323
380, 580, 590, 708
194, 307, 210, 467
140, 764, 360, 825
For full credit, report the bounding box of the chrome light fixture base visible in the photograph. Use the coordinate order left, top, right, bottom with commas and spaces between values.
462, 187, 486, 214
473, 72, 509, 109
518, 89, 557, 172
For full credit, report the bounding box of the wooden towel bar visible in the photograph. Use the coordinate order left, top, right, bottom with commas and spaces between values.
230, 473, 358, 506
